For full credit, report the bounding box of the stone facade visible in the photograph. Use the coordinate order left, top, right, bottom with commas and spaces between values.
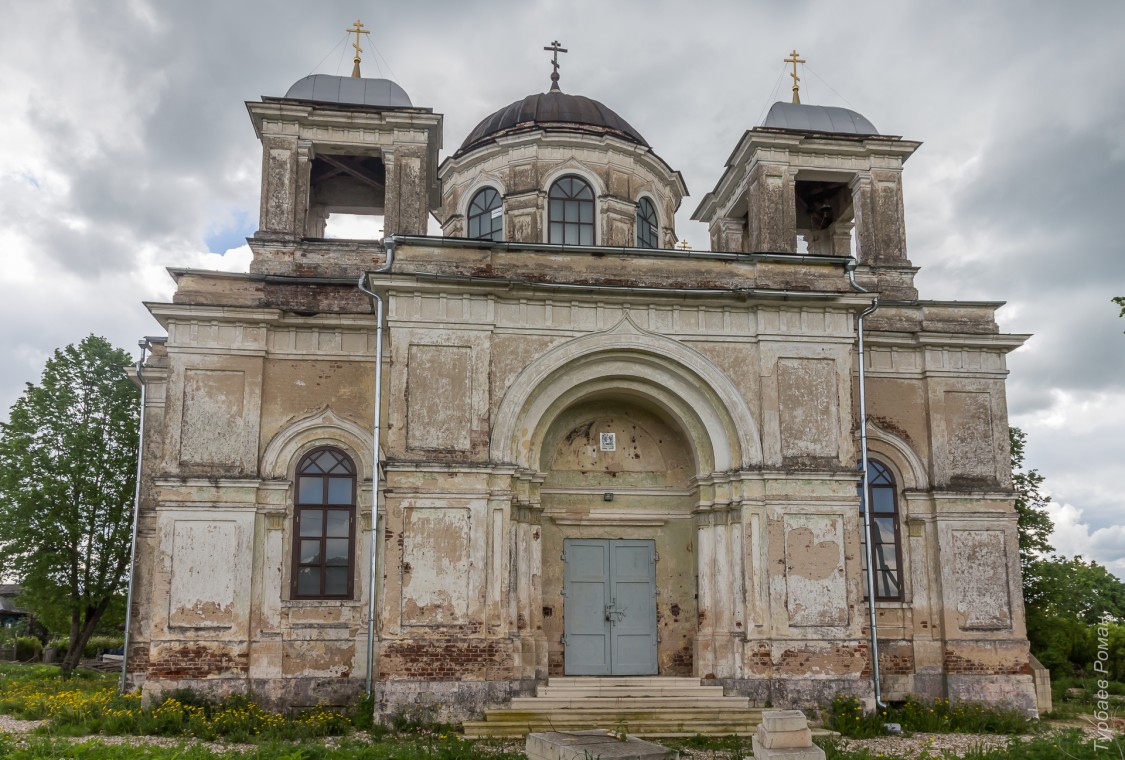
125, 69, 1038, 720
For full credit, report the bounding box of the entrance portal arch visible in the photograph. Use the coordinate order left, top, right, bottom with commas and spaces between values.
491, 323, 763, 678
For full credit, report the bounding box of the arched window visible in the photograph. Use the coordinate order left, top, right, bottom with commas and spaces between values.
548, 176, 595, 245
292, 447, 356, 599
467, 187, 503, 241
858, 459, 904, 601
636, 197, 659, 248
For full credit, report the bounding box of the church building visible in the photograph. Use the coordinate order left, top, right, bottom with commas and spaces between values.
123, 34, 1044, 730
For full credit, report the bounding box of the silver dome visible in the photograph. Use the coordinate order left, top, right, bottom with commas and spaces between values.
762, 102, 878, 135
284, 74, 412, 108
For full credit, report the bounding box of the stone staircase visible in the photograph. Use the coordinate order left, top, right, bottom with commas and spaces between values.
462, 676, 763, 738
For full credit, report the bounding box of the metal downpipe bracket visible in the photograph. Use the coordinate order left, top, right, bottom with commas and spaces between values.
357, 240, 395, 697
120, 339, 149, 693
847, 260, 886, 709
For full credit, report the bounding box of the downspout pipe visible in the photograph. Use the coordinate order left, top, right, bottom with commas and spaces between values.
120, 339, 150, 693
846, 259, 886, 709
357, 238, 395, 697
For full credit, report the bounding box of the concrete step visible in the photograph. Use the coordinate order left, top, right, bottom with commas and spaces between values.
464, 715, 761, 738
511, 696, 751, 709
484, 707, 762, 720
462, 676, 762, 738
536, 685, 727, 698
546, 677, 701, 686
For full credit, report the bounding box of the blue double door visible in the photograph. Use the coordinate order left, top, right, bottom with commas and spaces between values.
563, 539, 658, 675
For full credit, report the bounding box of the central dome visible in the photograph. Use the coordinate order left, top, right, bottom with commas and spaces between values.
455, 90, 649, 157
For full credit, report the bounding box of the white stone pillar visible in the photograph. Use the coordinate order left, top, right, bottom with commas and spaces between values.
730, 514, 746, 678
713, 509, 733, 676
695, 510, 716, 677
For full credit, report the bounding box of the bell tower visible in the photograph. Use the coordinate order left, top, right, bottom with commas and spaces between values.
693, 92, 920, 298
243, 24, 441, 275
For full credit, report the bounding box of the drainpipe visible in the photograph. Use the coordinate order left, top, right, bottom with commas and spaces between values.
120, 339, 150, 693
846, 259, 886, 709
357, 238, 395, 697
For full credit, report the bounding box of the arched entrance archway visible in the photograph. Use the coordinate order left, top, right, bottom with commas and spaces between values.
490, 320, 763, 680
538, 394, 697, 676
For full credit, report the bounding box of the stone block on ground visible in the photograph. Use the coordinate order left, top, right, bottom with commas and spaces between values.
753, 709, 825, 760
760, 709, 810, 733
756, 726, 814, 749
751, 736, 827, 760
526, 729, 675, 760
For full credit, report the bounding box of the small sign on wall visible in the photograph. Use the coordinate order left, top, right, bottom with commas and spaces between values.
599, 432, 616, 452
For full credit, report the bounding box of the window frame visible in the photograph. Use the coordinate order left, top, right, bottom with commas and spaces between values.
636, 196, 659, 249
547, 175, 596, 246
291, 446, 357, 600
858, 459, 905, 602
467, 186, 503, 241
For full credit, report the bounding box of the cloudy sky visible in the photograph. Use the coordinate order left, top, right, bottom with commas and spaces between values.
1, 2, 1122, 575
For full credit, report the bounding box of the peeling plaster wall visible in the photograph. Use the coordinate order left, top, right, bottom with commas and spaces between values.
538, 402, 698, 677
128, 90, 1037, 718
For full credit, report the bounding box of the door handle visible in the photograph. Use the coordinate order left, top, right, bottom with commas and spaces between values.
605, 604, 627, 624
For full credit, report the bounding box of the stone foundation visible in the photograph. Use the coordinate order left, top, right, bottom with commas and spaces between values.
718, 677, 872, 708
139, 677, 364, 710
946, 674, 1038, 717
716, 673, 1038, 716
375, 678, 537, 723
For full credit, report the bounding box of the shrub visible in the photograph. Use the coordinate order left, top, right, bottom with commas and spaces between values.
827, 694, 888, 738
15, 636, 42, 661
387, 693, 444, 732
827, 693, 1033, 738
84, 635, 125, 657
46, 636, 69, 660
349, 690, 381, 733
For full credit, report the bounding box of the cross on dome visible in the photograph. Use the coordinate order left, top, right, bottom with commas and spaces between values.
785, 49, 806, 104
544, 40, 568, 91
347, 19, 369, 78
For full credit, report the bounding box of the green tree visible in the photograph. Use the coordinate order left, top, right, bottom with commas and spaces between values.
1009, 427, 1054, 586
0, 335, 139, 674
1114, 295, 1124, 323
1026, 555, 1125, 623
1025, 555, 1125, 677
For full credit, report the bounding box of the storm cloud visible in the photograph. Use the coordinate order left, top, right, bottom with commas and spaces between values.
1, 1, 1121, 574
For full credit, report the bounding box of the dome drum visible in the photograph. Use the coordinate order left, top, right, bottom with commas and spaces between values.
441, 89, 685, 249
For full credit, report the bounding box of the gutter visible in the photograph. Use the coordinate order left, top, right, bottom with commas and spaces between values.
120, 339, 151, 693
356, 238, 395, 697
846, 259, 886, 709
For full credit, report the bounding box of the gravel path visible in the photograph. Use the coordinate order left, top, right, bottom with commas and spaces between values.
0, 715, 43, 734
834, 732, 1029, 757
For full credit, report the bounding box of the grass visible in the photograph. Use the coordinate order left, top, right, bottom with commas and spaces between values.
826, 693, 1034, 738
817, 729, 1125, 759
1047, 675, 1125, 719
0, 735, 527, 759
0, 665, 349, 742
2, 664, 1119, 759
662, 733, 752, 758
0, 663, 523, 757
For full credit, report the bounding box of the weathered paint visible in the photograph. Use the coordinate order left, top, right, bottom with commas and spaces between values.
125, 71, 1040, 721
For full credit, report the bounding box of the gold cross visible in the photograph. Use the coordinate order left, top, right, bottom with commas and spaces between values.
784, 49, 806, 104
348, 19, 369, 78
677, 240, 692, 251
544, 40, 568, 91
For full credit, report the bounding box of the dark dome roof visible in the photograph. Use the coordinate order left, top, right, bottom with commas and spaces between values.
456, 91, 649, 156
762, 102, 878, 135
284, 74, 412, 108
